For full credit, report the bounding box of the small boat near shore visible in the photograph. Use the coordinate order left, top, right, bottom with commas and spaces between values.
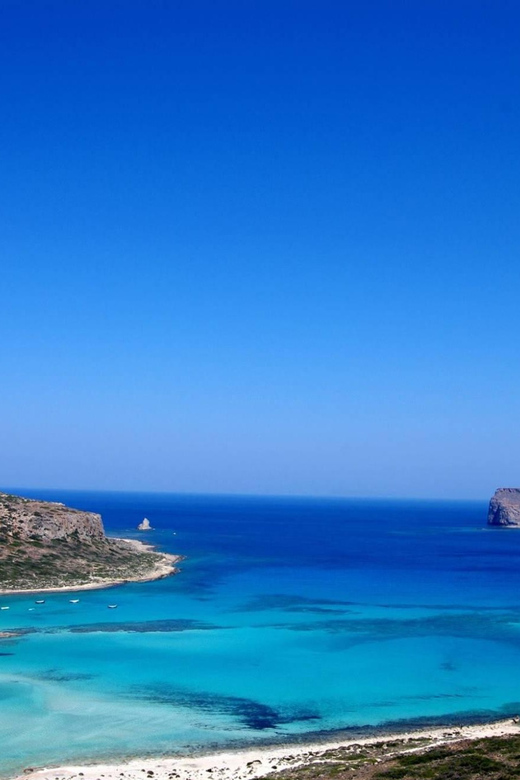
35, 599, 45, 604
107, 604, 118, 609
69, 599, 80, 604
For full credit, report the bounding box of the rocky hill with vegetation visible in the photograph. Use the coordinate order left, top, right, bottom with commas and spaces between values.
0, 491, 180, 593
271, 731, 520, 780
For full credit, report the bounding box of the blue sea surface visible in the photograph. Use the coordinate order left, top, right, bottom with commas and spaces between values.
2, 491, 520, 777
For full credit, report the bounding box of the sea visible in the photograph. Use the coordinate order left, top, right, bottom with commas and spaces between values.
1, 490, 520, 778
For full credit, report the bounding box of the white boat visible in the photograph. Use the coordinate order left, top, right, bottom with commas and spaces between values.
107, 604, 118, 609
0, 606, 9, 610
69, 599, 80, 604
35, 599, 45, 604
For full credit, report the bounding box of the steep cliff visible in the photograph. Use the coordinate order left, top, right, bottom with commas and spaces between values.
0, 491, 180, 592
488, 488, 520, 527
0, 492, 105, 542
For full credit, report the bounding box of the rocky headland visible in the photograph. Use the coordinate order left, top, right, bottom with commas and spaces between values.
0, 491, 181, 593
488, 488, 520, 527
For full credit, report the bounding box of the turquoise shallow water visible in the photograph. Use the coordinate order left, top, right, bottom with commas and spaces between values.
1, 491, 520, 777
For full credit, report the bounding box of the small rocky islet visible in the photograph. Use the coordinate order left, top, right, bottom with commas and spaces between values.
0, 491, 180, 592
488, 488, 520, 527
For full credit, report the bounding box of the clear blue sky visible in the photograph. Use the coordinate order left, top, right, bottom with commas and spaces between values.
1, 1, 519, 499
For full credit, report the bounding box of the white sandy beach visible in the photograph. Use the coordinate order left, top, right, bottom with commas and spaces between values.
15, 718, 520, 780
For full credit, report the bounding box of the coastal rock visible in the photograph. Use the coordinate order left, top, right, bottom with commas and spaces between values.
138, 518, 153, 531
0, 492, 104, 542
488, 488, 520, 526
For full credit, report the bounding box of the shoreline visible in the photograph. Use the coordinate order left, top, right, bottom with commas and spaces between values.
12, 717, 520, 780
0, 538, 183, 596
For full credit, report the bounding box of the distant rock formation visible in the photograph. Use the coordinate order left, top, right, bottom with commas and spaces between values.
488, 488, 520, 526
137, 518, 152, 531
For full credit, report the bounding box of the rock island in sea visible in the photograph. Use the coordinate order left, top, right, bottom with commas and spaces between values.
0, 491, 181, 593
488, 488, 520, 526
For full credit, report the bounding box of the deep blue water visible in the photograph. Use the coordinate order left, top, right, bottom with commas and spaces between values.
1, 490, 520, 777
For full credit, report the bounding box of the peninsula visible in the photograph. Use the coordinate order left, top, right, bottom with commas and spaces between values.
488, 488, 520, 527
0, 491, 181, 593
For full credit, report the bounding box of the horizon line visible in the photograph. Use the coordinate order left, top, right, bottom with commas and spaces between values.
1, 485, 491, 504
